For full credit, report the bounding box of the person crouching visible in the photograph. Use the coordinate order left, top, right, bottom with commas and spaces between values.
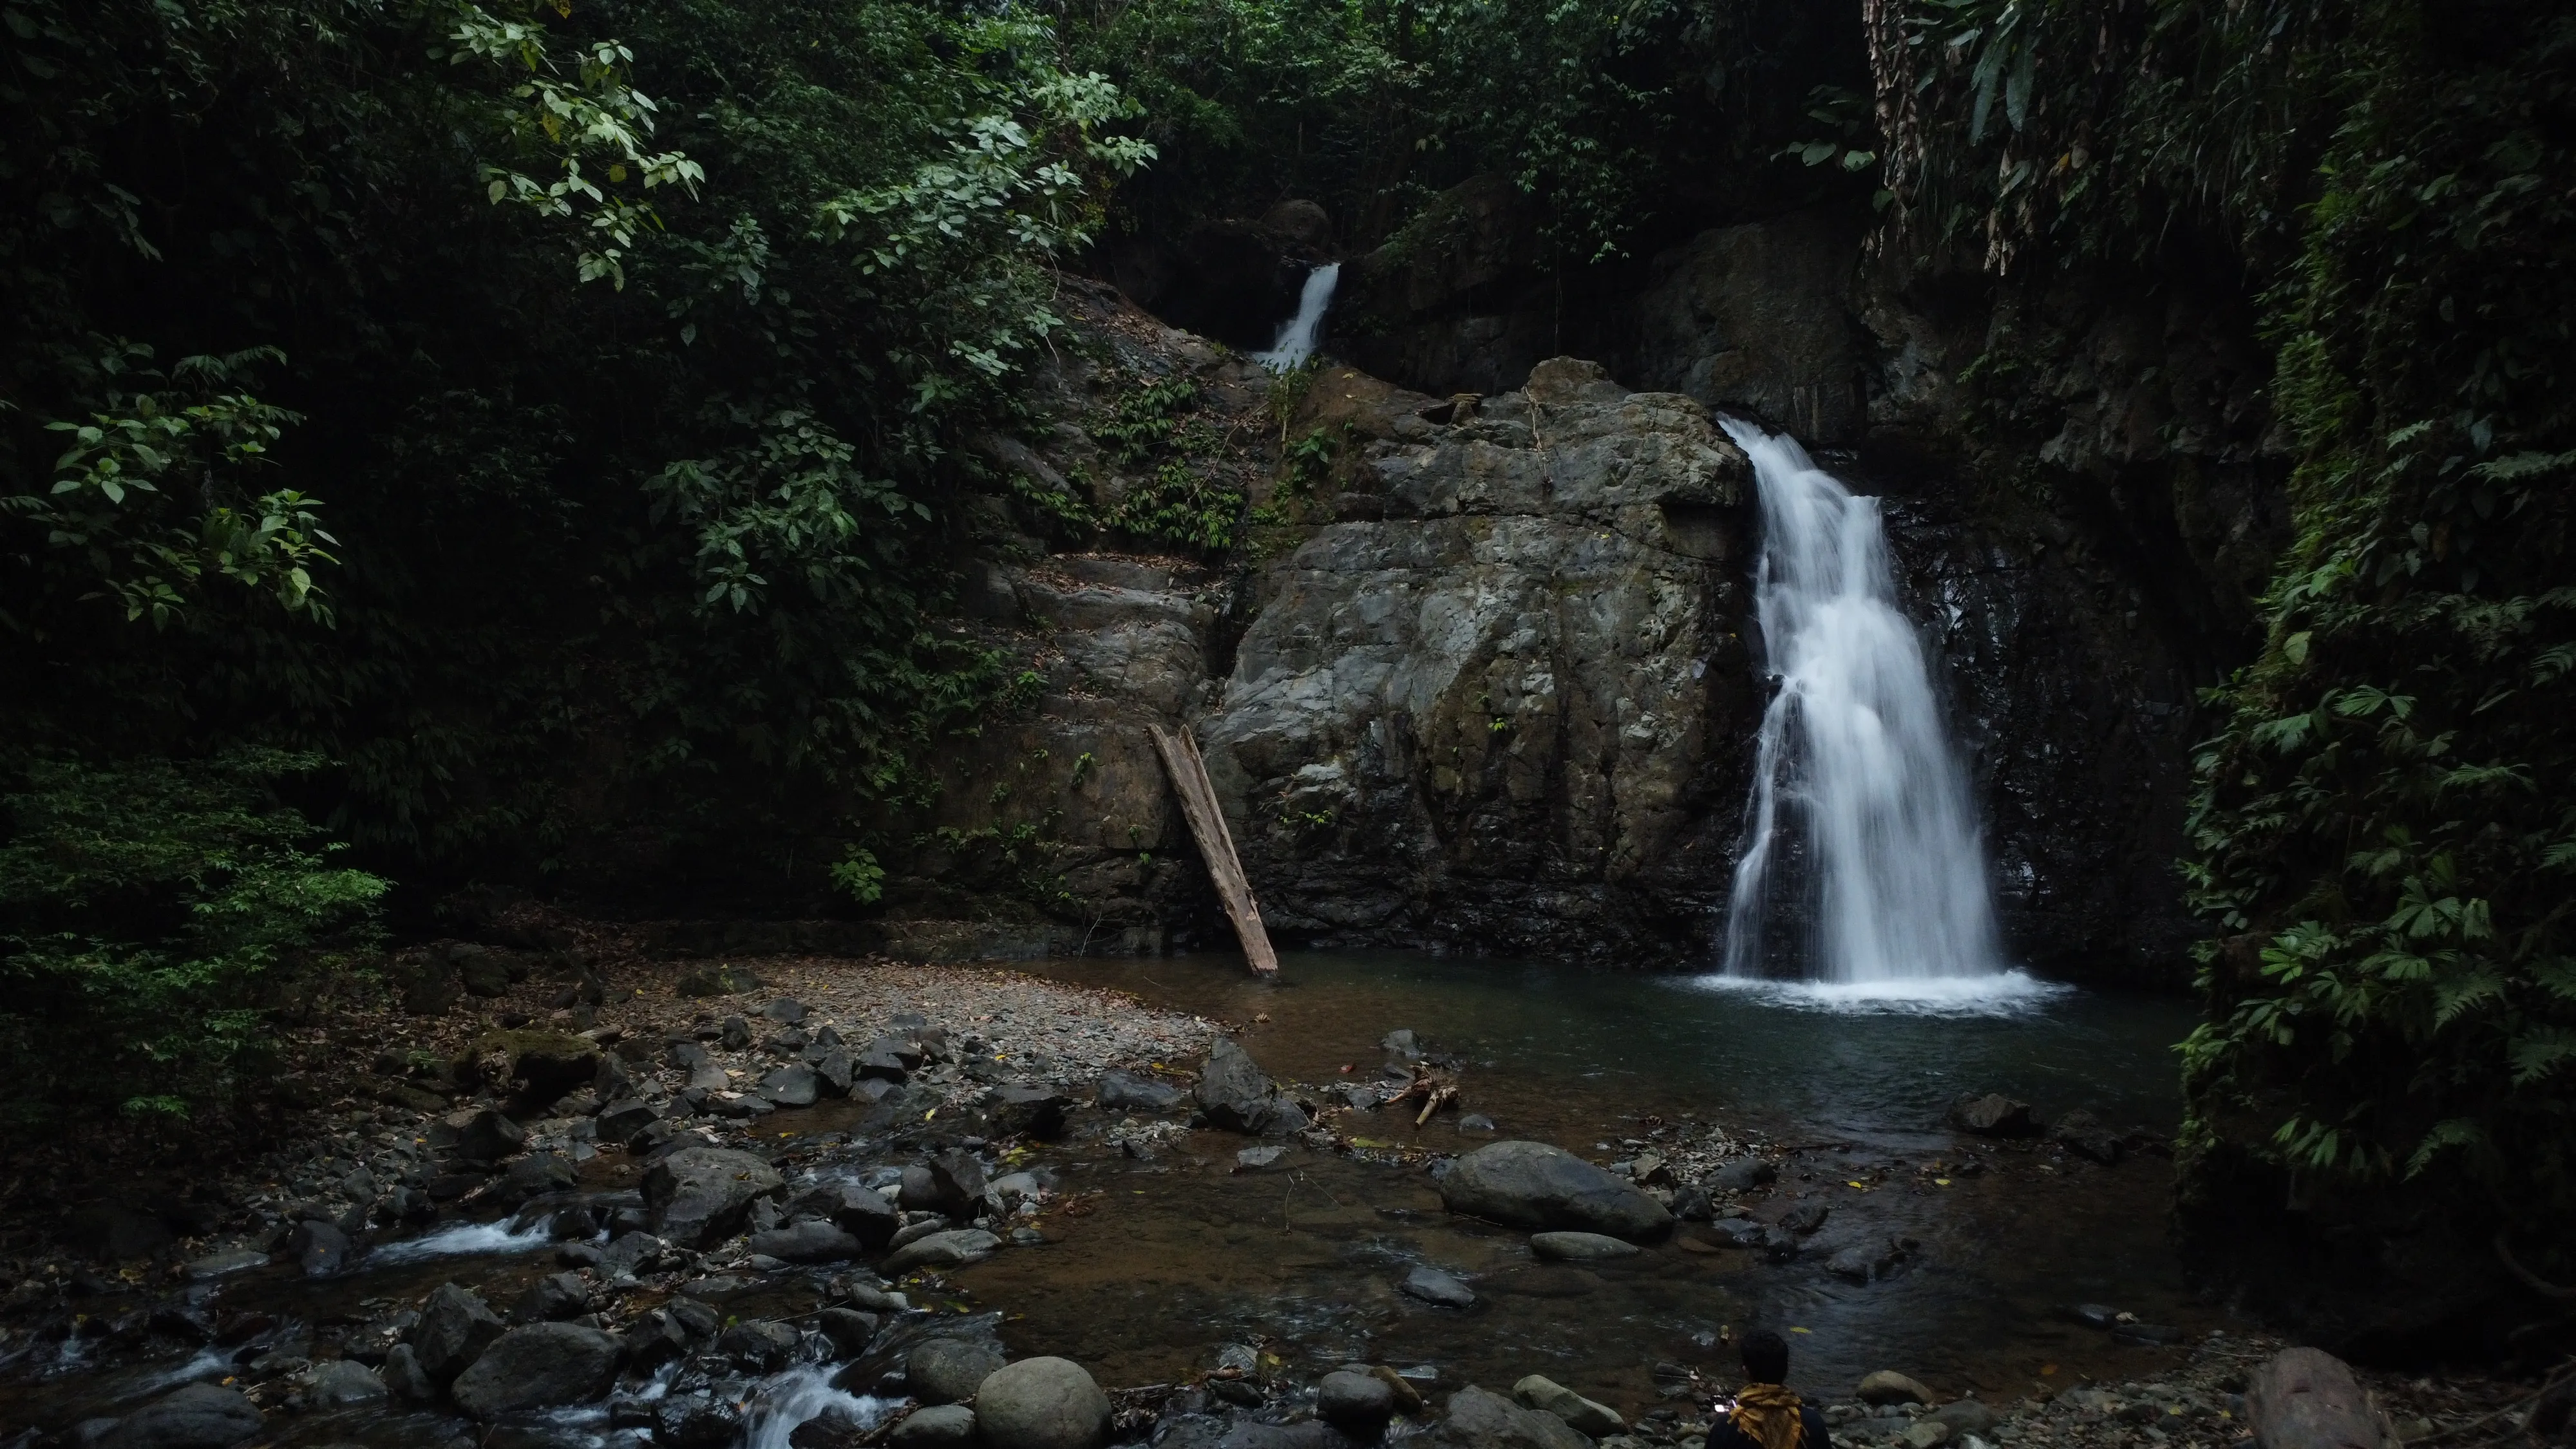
1710, 1331, 1835, 1449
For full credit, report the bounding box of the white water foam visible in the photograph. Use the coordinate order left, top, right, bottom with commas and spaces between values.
366, 1216, 556, 1264
1672, 969, 2072, 1018
739, 1366, 894, 1449
123, 1344, 236, 1396
1254, 262, 1340, 372
1718, 418, 2014, 998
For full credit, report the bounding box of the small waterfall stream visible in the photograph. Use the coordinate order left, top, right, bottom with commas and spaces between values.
1254, 262, 1340, 371
1717, 420, 2037, 1003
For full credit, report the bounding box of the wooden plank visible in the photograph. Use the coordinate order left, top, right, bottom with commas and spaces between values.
1149, 724, 1280, 975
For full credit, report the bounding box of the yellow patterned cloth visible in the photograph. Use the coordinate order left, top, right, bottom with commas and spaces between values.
1728, 1384, 1806, 1449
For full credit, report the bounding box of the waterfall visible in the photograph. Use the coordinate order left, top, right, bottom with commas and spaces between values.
1718, 419, 2020, 995
1254, 262, 1340, 371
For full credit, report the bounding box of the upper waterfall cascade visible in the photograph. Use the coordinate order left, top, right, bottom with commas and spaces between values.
1718, 419, 2016, 991
1255, 262, 1340, 372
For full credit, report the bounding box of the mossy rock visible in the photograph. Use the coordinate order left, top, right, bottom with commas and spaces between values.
457, 1028, 599, 1099
676, 963, 764, 998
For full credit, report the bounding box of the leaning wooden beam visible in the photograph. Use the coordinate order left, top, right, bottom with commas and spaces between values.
1148, 723, 1280, 976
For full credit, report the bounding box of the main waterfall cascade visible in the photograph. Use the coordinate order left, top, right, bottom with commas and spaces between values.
1255, 262, 1340, 372
1710, 420, 2056, 1010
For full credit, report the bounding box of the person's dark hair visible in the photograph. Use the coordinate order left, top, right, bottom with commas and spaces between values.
1740, 1329, 1790, 1384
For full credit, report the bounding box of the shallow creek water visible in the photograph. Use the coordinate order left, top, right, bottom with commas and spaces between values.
990, 952, 2210, 1400
1, 951, 2210, 1444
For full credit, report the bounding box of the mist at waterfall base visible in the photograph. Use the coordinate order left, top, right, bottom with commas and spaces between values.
1254, 262, 1339, 371
1706, 419, 2063, 1016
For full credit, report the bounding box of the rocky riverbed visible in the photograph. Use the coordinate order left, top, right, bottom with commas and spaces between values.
0, 944, 2550, 1449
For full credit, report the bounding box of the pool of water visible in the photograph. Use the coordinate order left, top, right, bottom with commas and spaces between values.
1030, 951, 2197, 1140
976, 951, 2213, 1401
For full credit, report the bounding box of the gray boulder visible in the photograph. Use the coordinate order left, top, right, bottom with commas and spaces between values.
307, 1359, 388, 1406
757, 1064, 819, 1107
643, 1145, 784, 1247
820, 1307, 880, 1355
795, 1179, 900, 1245
1703, 1218, 1768, 1249
898, 1164, 942, 1211
746, 1219, 862, 1263
1946, 1094, 2036, 1138
976, 1356, 1113, 1449
450, 1322, 621, 1418
2244, 1347, 2398, 1449
1711, 1158, 1778, 1191
1440, 1141, 1672, 1241
1929, 1401, 2000, 1437
925, 1150, 989, 1217
380, 1343, 436, 1401
894, 1405, 982, 1449
1098, 1070, 1187, 1112
102, 1383, 263, 1448
412, 1282, 506, 1383
882, 1227, 1001, 1274
1512, 1376, 1622, 1436
1857, 1372, 1936, 1406
987, 1083, 1071, 1139
715, 1320, 802, 1370
598, 1099, 661, 1142
813, 1047, 855, 1095
1399, 1265, 1477, 1308
486, 1152, 577, 1209
1318, 1371, 1398, 1437
908, 1339, 1007, 1405
1529, 1231, 1640, 1262
511, 1270, 589, 1323
289, 1220, 351, 1276
2049, 1109, 2123, 1164
1425, 1385, 1591, 1449
452, 1108, 527, 1160
1196, 1039, 1282, 1133
658, 1393, 745, 1446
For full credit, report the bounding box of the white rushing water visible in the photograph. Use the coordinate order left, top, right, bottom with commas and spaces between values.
1254, 261, 1340, 371
1714, 419, 2049, 1009
365, 1215, 558, 1264
739, 1367, 893, 1449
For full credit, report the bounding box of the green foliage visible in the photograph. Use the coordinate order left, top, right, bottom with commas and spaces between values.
0, 0, 1155, 878
0, 752, 387, 1121
5, 346, 336, 628
1881, 0, 2576, 1254
1063, 0, 1864, 256
1084, 372, 1246, 552
829, 846, 886, 905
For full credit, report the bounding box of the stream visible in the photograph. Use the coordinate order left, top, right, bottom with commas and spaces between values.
1, 949, 2210, 1446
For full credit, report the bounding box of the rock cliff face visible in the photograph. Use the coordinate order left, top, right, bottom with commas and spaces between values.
1308, 194, 2287, 981
868, 314, 1765, 965
1198, 360, 1756, 959
852, 202, 2286, 984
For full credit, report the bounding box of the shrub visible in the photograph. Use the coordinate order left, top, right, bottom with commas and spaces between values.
0, 751, 387, 1122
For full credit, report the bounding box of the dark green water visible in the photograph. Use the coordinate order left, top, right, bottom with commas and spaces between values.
1034, 951, 2198, 1141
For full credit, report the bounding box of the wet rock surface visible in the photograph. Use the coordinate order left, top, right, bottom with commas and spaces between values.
1441, 1141, 1674, 1240
449, 1321, 621, 1417
974, 1355, 1113, 1449
1198, 360, 1756, 961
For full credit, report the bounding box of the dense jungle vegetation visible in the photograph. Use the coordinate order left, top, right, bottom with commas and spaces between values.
3, 0, 2571, 1288
1868, 0, 2573, 1282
